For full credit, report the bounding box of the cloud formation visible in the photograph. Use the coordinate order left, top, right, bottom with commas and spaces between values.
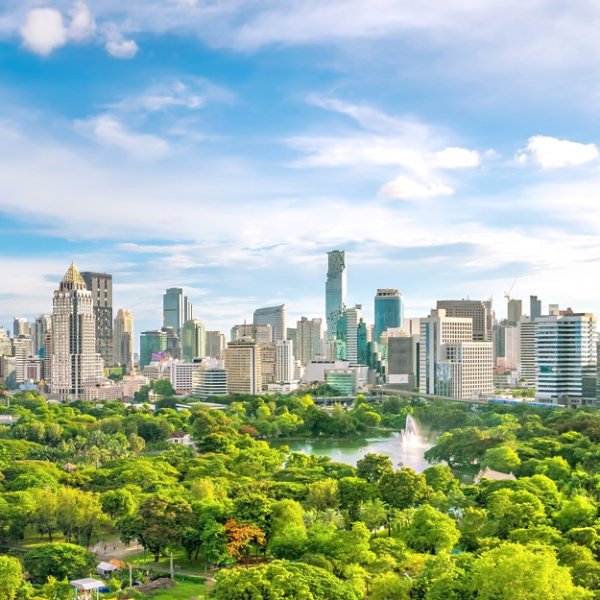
380, 175, 454, 200
516, 135, 599, 169
21, 8, 68, 56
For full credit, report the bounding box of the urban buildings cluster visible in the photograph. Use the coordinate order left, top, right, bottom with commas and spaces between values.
1, 251, 598, 407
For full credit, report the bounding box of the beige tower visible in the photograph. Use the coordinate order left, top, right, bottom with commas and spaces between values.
224, 338, 262, 395
114, 308, 134, 373
50, 264, 103, 400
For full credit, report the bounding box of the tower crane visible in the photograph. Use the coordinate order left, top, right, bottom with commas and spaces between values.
504, 277, 518, 302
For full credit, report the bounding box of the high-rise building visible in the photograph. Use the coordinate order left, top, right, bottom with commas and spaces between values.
113, 309, 134, 372
388, 335, 418, 389
343, 305, 363, 363
13, 317, 30, 338
192, 367, 228, 399
518, 317, 536, 387
231, 323, 273, 344
530, 295, 542, 321
436, 299, 490, 341
507, 299, 522, 326
275, 339, 295, 383
535, 312, 598, 405
419, 308, 493, 398
140, 330, 167, 369
182, 319, 206, 361
205, 331, 226, 359
374, 289, 403, 341
50, 264, 103, 400
163, 288, 192, 337
296, 317, 323, 366
12, 336, 32, 385
325, 250, 347, 339
224, 339, 262, 395
253, 305, 287, 342
357, 319, 369, 365
81, 272, 113, 368
259, 342, 277, 388
31, 315, 52, 357
504, 325, 520, 371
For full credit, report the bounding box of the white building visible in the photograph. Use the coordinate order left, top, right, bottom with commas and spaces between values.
224, 339, 262, 395
518, 317, 536, 388
275, 339, 295, 383
344, 304, 363, 363
535, 312, 598, 405
113, 309, 134, 372
296, 317, 323, 366
50, 264, 103, 400
192, 367, 228, 399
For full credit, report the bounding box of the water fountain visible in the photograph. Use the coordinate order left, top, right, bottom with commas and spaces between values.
400, 414, 424, 448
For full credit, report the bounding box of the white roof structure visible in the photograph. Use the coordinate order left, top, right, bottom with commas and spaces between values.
97, 561, 118, 572
473, 466, 517, 484
70, 578, 105, 590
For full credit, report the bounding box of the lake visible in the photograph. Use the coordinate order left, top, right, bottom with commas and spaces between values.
283, 428, 437, 473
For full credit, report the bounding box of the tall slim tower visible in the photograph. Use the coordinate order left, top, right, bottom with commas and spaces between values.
163, 288, 191, 336
296, 317, 323, 365
374, 289, 403, 341
326, 250, 347, 339
51, 264, 103, 400
81, 271, 113, 368
182, 319, 206, 361
530, 295, 542, 321
113, 309, 134, 373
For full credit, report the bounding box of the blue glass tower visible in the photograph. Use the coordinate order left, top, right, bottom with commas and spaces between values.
374, 289, 403, 341
326, 250, 347, 339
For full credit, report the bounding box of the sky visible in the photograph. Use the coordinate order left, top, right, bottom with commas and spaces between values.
1, 0, 600, 343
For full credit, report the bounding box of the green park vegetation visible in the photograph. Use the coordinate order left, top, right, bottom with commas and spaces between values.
2, 386, 600, 597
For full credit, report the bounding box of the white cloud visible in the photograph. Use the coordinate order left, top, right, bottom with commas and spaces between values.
104, 25, 138, 58
21, 8, 68, 56
69, 1, 95, 41
516, 135, 599, 169
380, 175, 454, 199
75, 115, 169, 159
431, 147, 480, 169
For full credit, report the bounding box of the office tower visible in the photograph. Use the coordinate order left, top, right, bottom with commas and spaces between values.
325, 250, 347, 339
388, 335, 418, 389
163, 288, 191, 337
224, 339, 262, 395
205, 331, 226, 359
535, 312, 598, 405
81, 271, 113, 368
343, 305, 363, 363
259, 342, 277, 388
436, 299, 490, 341
518, 317, 536, 387
419, 308, 493, 398
296, 317, 323, 366
182, 319, 206, 361
113, 309, 134, 372
357, 319, 368, 365
13, 317, 30, 338
0, 327, 11, 356
231, 323, 273, 344
253, 304, 287, 342
275, 339, 295, 383
507, 299, 522, 326
287, 328, 297, 348
374, 289, 403, 341
140, 330, 167, 369
530, 295, 542, 321
50, 263, 103, 400
504, 326, 520, 370
12, 336, 32, 385
161, 326, 180, 359
31, 315, 52, 357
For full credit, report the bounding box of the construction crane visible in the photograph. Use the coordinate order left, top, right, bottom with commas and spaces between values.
504, 277, 518, 302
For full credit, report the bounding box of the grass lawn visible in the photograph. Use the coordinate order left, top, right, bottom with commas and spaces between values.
127, 548, 211, 575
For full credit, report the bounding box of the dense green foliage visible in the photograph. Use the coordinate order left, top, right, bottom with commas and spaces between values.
3, 390, 600, 598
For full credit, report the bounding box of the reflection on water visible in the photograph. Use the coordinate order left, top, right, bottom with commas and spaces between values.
284, 424, 437, 473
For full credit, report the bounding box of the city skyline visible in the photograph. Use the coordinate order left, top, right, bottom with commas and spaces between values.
1, 3, 600, 336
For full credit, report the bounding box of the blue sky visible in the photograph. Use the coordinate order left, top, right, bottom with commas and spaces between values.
1, 0, 600, 343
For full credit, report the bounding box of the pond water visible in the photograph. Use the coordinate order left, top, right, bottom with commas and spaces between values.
283, 419, 438, 473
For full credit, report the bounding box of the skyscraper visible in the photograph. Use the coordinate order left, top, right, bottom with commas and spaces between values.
507, 299, 522, 326
113, 309, 134, 372
140, 330, 167, 369
31, 315, 52, 357
343, 304, 363, 363
13, 317, 30, 338
163, 288, 191, 336
436, 299, 490, 341
535, 312, 598, 405
374, 289, 403, 341
81, 271, 113, 368
182, 319, 206, 361
205, 331, 226, 359
275, 339, 295, 383
50, 264, 103, 400
224, 339, 262, 395
253, 304, 287, 342
326, 250, 347, 339
296, 317, 323, 366
530, 295, 542, 321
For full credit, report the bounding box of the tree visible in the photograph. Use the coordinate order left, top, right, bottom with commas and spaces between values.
213, 560, 358, 599
269, 499, 307, 559
24, 543, 96, 582
370, 572, 411, 600
485, 488, 547, 538
469, 542, 592, 599
305, 479, 340, 511
100, 489, 136, 520
338, 476, 375, 520
0, 556, 23, 600
153, 379, 175, 397
379, 468, 431, 509
554, 496, 597, 532
403, 505, 460, 554
224, 519, 266, 564
356, 453, 393, 483
481, 445, 521, 473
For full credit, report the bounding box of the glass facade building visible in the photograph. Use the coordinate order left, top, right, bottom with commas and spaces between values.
374, 289, 403, 341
